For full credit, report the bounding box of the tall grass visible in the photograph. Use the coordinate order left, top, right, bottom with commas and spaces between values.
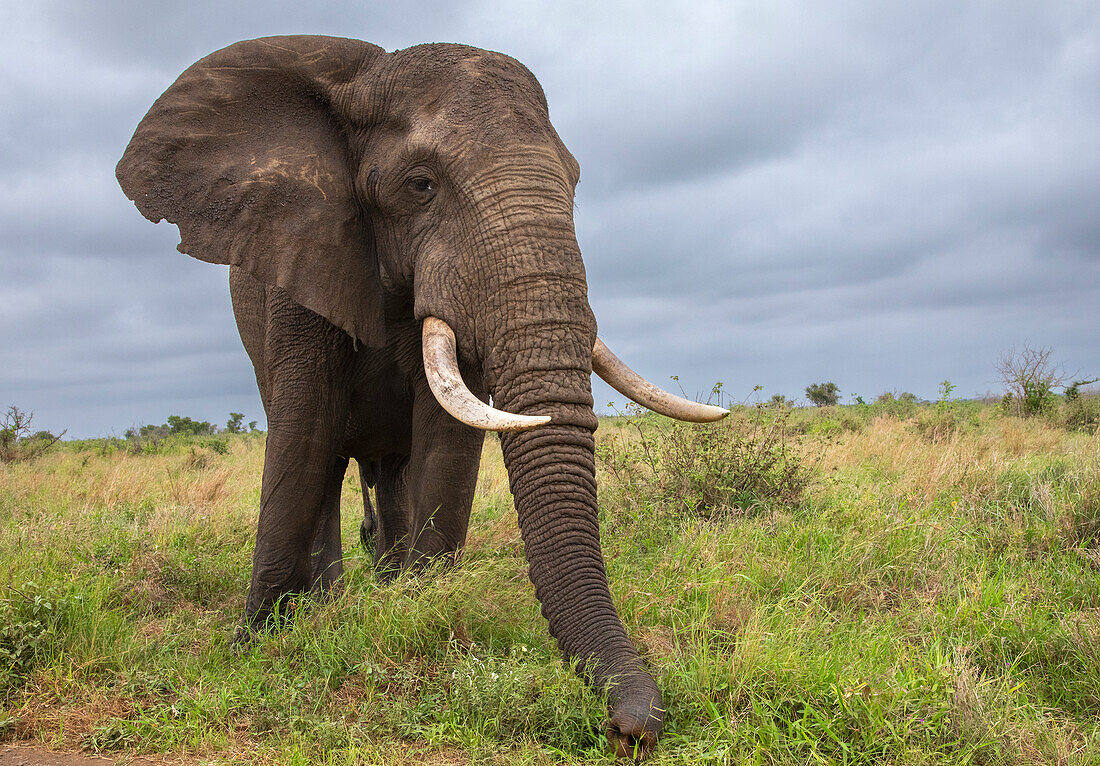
2, 404, 1099, 763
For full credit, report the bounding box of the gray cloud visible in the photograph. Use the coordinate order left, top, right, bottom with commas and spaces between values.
2, 1, 1098, 436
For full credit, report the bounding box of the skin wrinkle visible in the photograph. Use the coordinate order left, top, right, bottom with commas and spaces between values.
510, 481, 599, 508
501, 434, 641, 684
507, 450, 598, 484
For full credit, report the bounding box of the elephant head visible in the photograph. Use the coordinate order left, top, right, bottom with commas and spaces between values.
117, 35, 725, 755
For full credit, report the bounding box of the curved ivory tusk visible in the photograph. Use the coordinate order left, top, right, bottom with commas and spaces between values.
422, 317, 552, 432
592, 338, 730, 422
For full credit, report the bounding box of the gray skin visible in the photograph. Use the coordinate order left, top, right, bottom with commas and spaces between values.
118, 36, 662, 754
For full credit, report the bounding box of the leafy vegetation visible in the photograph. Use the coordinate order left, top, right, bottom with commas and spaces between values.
0, 407, 64, 463
598, 405, 812, 519
222, 413, 242, 434
996, 344, 1068, 417
805, 381, 840, 407
1, 398, 1099, 763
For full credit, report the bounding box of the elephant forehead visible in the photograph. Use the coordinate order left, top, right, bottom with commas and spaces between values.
379, 46, 553, 141
408, 107, 554, 157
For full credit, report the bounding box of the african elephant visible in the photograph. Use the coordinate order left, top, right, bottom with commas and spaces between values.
116, 35, 726, 756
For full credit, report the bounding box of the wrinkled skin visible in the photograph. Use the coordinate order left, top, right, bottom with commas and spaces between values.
118, 36, 663, 755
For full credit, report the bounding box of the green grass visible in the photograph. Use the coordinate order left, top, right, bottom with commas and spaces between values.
2, 406, 1099, 763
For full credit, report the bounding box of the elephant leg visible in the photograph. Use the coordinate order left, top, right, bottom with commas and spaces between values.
368, 455, 412, 579
310, 455, 350, 598
404, 387, 485, 569
237, 290, 355, 639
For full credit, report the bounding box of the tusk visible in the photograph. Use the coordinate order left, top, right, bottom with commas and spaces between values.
592, 338, 730, 422
422, 317, 552, 432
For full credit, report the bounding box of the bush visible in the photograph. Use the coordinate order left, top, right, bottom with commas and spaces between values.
996, 344, 1068, 417
1060, 380, 1100, 432
912, 408, 962, 442
1064, 379, 1099, 402
910, 382, 978, 442
787, 407, 867, 436
204, 438, 229, 455
0, 407, 64, 463
1063, 470, 1100, 549
0, 583, 56, 695
598, 407, 814, 518
1062, 392, 1100, 432
124, 424, 168, 454
805, 382, 840, 407
872, 391, 921, 419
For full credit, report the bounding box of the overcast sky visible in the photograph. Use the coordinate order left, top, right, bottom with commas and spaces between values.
2, 1, 1098, 437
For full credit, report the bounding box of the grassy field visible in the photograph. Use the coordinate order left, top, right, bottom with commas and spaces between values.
1, 402, 1099, 764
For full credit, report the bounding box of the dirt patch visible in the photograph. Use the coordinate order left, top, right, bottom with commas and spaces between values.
0, 745, 167, 766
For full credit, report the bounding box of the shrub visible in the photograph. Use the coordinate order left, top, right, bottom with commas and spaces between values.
912, 408, 960, 442
1064, 470, 1100, 549
0, 583, 55, 695
910, 381, 979, 442
124, 424, 168, 454
996, 344, 1067, 417
1065, 378, 1099, 402
872, 391, 921, 420
788, 407, 866, 436
1062, 392, 1100, 432
204, 438, 229, 455
805, 382, 840, 407
598, 406, 814, 518
0, 407, 64, 463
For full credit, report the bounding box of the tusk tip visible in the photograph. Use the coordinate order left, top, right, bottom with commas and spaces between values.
697, 405, 731, 422
509, 414, 552, 431
490, 413, 553, 432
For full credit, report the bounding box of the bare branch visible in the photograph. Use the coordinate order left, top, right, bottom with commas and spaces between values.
995, 344, 1072, 416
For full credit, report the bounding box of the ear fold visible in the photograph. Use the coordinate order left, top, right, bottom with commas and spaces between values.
117, 35, 387, 347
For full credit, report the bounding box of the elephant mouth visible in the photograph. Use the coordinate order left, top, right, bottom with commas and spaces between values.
420, 316, 729, 431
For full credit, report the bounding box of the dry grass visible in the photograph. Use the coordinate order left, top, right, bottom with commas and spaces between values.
3, 410, 1100, 764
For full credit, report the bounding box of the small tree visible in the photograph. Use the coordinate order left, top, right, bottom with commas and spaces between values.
166, 415, 215, 436
1, 406, 64, 462
995, 344, 1067, 417
225, 412, 245, 433
805, 382, 840, 407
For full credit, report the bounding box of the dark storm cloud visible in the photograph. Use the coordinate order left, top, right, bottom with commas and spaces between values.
1, 1, 1098, 435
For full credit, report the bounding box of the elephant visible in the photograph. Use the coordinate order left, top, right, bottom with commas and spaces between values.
116, 35, 726, 756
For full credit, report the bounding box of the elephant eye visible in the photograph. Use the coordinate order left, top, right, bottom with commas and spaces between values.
409, 177, 434, 194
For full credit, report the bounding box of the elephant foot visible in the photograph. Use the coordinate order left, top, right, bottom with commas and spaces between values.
230, 622, 259, 653
230, 593, 301, 651
373, 561, 403, 583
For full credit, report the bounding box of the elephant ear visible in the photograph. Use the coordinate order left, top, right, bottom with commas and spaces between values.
117, 35, 387, 347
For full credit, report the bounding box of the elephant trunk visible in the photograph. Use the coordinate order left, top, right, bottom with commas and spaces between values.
492, 358, 664, 752
424, 178, 664, 749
